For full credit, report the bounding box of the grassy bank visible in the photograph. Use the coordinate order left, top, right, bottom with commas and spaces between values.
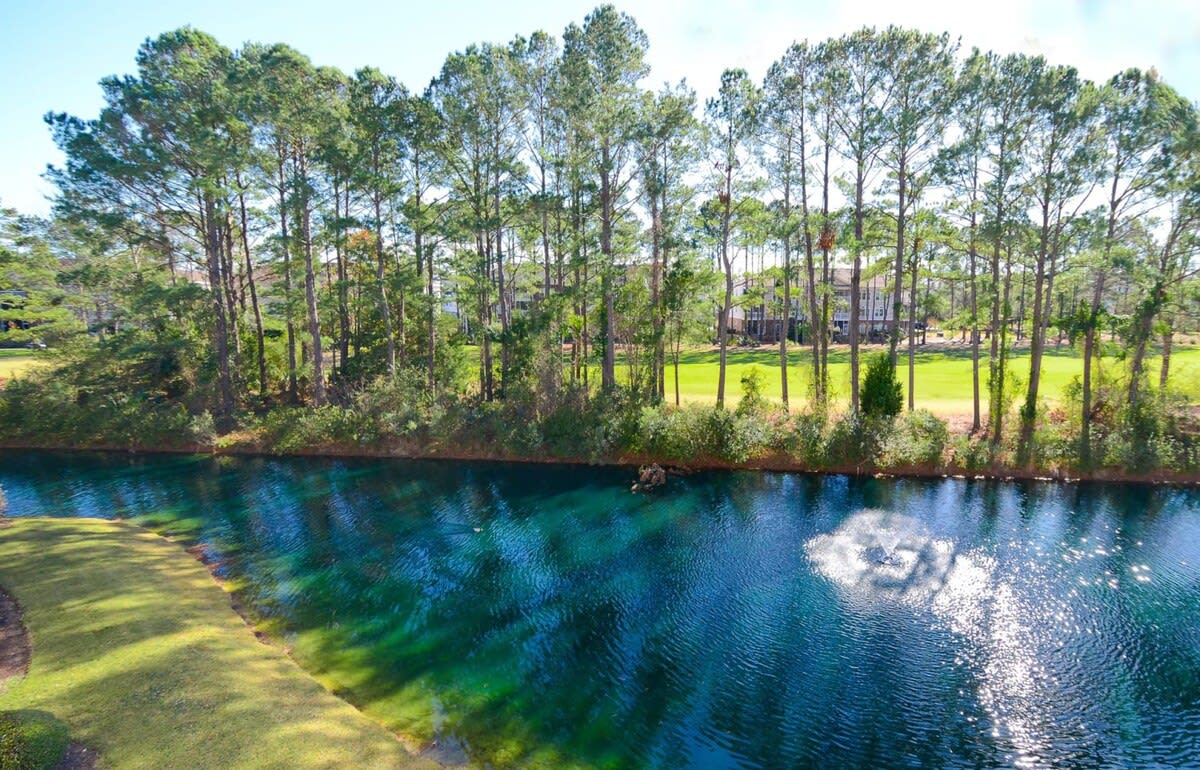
0, 518, 439, 770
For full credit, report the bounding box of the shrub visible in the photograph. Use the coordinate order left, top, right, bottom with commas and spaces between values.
860, 352, 902, 418
630, 403, 771, 464
258, 406, 370, 452
949, 432, 992, 472
0, 710, 70, 770
735, 367, 768, 417
187, 411, 217, 448
824, 410, 887, 467
703, 406, 769, 463
882, 410, 949, 467
788, 411, 827, 465
353, 373, 430, 442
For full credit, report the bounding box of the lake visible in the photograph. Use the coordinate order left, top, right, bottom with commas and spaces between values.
2, 450, 1198, 769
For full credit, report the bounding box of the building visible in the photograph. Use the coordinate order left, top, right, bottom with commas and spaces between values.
728, 268, 916, 343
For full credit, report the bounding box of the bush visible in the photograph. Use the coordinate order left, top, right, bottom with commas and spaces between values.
824, 410, 887, 467
632, 404, 772, 464
0, 377, 195, 448
258, 406, 370, 452
353, 373, 430, 442
735, 367, 768, 417
788, 411, 827, 465
882, 410, 949, 467
860, 352, 902, 418
187, 411, 217, 448
0, 710, 69, 770
949, 432, 992, 472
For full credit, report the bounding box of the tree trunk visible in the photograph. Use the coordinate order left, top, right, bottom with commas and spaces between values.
991, 248, 1013, 446
1020, 200, 1052, 450
849, 159, 864, 412
236, 184, 268, 399
203, 193, 235, 421
1128, 280, 1167, 406
907, 236, 918, 411
889, 155, 907, 367
220, 214, 242, 380
969, 225, 980, 432
987, 227, 1002, 441
716, 163, 734, 408
650, 187, 663, 402
1081, 270, 1107, 467
334, 179, 350, 377
1159, 328, 1172, 390
600, 144, 616, 391
299, 152, 325, 407
779, 142, 792, 411
277, 156, 298, 404
494, 169, 511, 393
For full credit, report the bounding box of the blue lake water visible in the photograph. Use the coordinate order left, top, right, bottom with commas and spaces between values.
2, 450, 1199, 768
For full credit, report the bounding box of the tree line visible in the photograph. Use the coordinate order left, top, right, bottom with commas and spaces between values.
3, 5, 1199, 468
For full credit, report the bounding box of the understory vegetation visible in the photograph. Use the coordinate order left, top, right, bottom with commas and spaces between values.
2, 353, 1195, 476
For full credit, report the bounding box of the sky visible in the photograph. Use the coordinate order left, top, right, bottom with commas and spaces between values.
2, 0, 1198, 216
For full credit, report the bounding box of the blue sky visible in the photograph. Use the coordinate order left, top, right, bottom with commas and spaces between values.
2, 0, 1198, 215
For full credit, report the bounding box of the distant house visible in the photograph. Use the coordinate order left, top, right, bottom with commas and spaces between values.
727, 268, 916, 343
0, 290, 32, 339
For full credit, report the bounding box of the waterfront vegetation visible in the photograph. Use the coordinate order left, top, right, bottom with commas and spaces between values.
0, 7, 1198, 479
2, 341, 1198, 475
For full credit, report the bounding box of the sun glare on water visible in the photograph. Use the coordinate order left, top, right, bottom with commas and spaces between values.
805, 509, 1078, 769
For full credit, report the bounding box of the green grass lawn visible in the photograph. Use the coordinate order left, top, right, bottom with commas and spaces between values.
650, 343, 1200, 416
0, 351, 43, 382
0, 518, 438, 770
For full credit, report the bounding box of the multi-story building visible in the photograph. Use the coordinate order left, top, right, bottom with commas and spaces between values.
729, 267, 914, 343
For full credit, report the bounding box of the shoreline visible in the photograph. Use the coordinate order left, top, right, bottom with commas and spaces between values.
1, 438, 1197, 488
0, 518, 446, 762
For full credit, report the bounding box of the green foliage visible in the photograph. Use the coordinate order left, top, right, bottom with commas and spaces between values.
1035, 369, 1200, 473
735, 366, 768, 417
860, 353, 902, 418
0, 710, 69, 770
187, 412, 217, 449
787, 411, 828, 465
352, 372, 435, 442
882, 410, 949, 467
823, 411, 888, 467
635, 404, 771, 463
0, 376, 198, 448
256, 406, 371, 453
949, 432, 993, 472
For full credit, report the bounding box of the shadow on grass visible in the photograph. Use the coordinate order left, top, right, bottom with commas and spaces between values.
0, 520, 441, 769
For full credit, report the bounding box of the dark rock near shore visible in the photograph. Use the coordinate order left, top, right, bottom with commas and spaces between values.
631, 464, 667, 493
